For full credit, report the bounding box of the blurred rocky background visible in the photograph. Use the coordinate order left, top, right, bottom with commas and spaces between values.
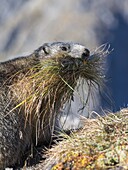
0, 0, 128, 119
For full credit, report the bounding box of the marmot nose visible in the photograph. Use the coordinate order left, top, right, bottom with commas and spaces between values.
81, 48, 90, 60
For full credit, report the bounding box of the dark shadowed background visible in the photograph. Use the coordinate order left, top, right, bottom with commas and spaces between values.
0, 0, 128, 114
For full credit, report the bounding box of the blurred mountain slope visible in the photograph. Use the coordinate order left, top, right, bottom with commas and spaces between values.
0, 0, 128, 60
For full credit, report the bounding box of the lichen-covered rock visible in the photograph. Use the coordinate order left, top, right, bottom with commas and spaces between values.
29, 108, 128, 170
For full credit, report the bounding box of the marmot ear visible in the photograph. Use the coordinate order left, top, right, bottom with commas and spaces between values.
42, 43, 50, 55
35, 43, 50, 57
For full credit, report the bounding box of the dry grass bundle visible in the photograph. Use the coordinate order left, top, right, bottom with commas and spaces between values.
9, 44, 110, 143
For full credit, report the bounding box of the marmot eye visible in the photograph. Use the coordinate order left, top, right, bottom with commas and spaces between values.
61, 46, 68, 51
60, 44, 71, 52
81, 48, 90, 60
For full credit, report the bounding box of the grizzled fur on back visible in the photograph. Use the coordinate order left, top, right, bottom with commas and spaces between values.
0, 55, 40, 169
0, 49, 53, 169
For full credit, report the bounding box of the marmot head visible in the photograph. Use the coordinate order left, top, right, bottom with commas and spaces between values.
35, 42, 90, 60
34, 42, 110, 86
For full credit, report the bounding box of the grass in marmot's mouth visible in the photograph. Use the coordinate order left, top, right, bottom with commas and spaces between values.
11, 44, 111, 130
